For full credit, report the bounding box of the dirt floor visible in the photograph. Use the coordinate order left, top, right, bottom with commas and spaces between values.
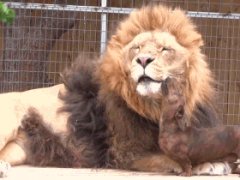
4, 166, 240, 180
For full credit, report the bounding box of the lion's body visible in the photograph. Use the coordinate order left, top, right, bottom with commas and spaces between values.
0, 4, 232, 176
0, 85, 68, 164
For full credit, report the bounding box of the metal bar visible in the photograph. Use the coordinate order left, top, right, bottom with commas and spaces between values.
5, 2, 240, 20
5, 2, 132, 14
100, 0, 107, 54
187, 11, 240, 20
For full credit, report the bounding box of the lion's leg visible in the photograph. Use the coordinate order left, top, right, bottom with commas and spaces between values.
0, 141, 26, 166
0, 141, 27, 177
0, 120, 19, 151
0, 128, 20, 164
131, 153, 233, 175
0, 130, 28, 178
192, 154, 237, 175
0, 105, 23, 152
193, 162, 232, 175
131, 153, 182, 174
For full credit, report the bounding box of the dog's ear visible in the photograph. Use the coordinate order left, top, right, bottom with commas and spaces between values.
177, 117, 187, 131
175, 105, 187, 131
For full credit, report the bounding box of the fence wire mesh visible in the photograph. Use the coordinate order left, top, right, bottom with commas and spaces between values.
0, 0, 239, 125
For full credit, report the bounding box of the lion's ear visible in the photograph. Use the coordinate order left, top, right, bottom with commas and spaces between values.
192, 34, 204, 48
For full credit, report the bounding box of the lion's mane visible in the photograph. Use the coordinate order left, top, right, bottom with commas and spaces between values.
99, 5, 218, 126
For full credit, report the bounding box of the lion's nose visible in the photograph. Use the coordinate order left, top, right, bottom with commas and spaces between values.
136, 56, 154, 68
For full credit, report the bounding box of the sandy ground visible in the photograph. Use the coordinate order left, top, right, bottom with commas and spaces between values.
4, 166, 240, 180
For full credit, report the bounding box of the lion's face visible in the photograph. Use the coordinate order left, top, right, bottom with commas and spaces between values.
99, 5, 214, 121
124, 31, 189, 97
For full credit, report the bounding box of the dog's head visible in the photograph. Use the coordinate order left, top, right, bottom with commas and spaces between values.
160, 78, 188, 131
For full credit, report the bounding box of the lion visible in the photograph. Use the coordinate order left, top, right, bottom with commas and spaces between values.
0, 4, 235, 177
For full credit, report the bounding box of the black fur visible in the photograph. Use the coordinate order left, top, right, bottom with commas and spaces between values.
59, 60, 110, 168
22, 59, 110, 168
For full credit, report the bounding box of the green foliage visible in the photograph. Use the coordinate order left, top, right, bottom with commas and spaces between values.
0, 2, 15, 25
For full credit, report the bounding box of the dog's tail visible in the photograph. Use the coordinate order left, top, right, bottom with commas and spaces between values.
21, 56, 111, 168
59, 56, 111, 168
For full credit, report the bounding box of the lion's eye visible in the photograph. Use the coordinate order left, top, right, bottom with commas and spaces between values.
162, 47, 170, 51
131, 46, 140, 53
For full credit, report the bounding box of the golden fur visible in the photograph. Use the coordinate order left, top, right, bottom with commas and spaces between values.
0, 4, 229, 176
99, 5, 215, 124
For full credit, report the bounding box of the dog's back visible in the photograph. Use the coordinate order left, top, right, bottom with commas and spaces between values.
178, 126, 238, 164
159, 103, 240, 176
159, 78, 240, 175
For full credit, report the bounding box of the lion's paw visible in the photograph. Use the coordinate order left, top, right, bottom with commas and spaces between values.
193, 162, 231, 176
0, 160, 11, 178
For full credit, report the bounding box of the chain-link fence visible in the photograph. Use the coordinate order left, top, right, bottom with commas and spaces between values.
0, 0, 239, 124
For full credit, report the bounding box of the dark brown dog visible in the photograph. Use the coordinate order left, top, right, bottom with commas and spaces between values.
159, 78, 240, 176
